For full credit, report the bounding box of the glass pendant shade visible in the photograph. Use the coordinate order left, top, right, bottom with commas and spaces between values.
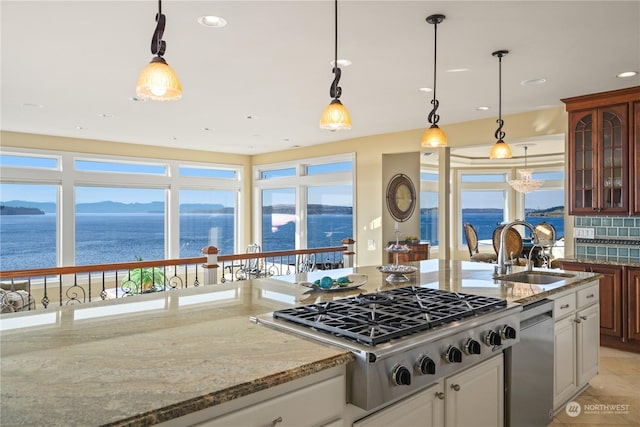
489, 140, 512, 159
320, 99, 352, 130
136, 56, 182, 101
421, 124, 447, 147
509, 169, 543, 193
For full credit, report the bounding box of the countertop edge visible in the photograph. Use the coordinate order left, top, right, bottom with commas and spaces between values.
103, 352, 355, 427
509, 273, 603, 305
557, 256, 640, 268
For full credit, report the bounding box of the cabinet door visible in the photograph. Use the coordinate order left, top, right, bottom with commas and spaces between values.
554, 315, 577, 410
445, 355, 504, 427
576, 304, 600, 387
598, 104, 629, 213
568, 110, 596, 214
628, 268, 640, 343
353, 382, 444, 427
560, 262, 623, 337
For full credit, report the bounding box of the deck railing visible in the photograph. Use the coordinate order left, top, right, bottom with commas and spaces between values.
0, 239, 355, 313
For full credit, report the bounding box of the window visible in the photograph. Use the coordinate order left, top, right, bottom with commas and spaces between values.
458, 171, 509, 245
0, 183, 57, 269
75, 187, 165, 265
261, 188, 296, 251
420, 171, 439, 245
180, 189, 236, 256
255, 154, 355, 251
0, 148, 243, 269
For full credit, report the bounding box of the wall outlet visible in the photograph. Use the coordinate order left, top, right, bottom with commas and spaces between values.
367, 239, 376, 250
574, 227, 595, 239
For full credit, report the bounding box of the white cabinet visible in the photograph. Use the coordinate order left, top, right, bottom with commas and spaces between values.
353, 382, 444, 427
550, 281, 600, 411
353, 355, 503, 427
444, 354, 504, 427
158, 366, 345, 427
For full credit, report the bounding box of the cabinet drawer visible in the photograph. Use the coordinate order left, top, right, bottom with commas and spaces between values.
202, 375, 345, 427
553, 293, 576, 319
577, 283, 599, 309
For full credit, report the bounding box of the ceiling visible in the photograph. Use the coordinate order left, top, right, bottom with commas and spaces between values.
2, 1, 639, 156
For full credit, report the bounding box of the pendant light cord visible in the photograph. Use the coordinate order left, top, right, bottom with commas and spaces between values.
329, 0, 342, 100
150, 0, 166, 57
426, 15, 444, 126
494, 51, 507, 141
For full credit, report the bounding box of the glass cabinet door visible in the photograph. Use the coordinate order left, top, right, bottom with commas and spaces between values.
570, 112, 594, 213
599, 104, 629, 212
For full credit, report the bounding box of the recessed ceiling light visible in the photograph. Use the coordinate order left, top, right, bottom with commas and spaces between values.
617, 71, 638, 78
446, 68, 469, 73
521, 78, 547, 86
419, 87, 433, 93
75, 126, 86, 130
197, 15, 227, 28
476, 106, 490, 111
128, 96, 147, 102
330, 59, 352, 67
97, 113, 114, 118
203, 127, 214, 131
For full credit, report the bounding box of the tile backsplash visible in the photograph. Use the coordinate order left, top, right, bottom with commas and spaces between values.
574, 216, 640, 261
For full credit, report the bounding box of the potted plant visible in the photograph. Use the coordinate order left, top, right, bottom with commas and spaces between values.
404, 235, 420, 244
121, 257, 166, 295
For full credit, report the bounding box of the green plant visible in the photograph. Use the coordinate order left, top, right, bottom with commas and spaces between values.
121, 257, 166, 295
405, 235, 420, 242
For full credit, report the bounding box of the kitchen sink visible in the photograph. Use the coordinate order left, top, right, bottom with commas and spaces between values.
497, 270, 575, 285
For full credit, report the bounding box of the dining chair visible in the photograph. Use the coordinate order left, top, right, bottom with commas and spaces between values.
463, 223, 498, 263
492, 225, 526, 266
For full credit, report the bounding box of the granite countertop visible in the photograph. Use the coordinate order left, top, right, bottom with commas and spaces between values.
557, 255, 640, 268
0, 260, 601, 426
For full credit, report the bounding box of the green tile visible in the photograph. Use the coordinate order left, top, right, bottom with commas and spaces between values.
631, 227, 640, 237
619, 228, 629, 236
630, 248, 640, 258
603, 218, 612, 226
596, 246, 606, 255
591, 218, 602, 226
612, 218, 624, 227
607, 227, 618, 236
596, 227, 607, 236
624, 218, 634, 227
575, 217, 584, 226
608, 247, 618, 256
619, 248, 629, 256
577, 245, 586, 255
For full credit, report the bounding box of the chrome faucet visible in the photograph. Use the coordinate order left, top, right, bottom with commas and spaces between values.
495, 219, 539, 276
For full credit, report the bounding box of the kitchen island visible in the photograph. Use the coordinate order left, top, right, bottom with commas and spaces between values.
0, 260, 601, 426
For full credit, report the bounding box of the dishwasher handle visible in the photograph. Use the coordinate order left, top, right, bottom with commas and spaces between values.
520, 299, 554, 329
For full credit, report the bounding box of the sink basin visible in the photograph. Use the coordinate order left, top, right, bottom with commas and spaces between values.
497, 271, 575, 285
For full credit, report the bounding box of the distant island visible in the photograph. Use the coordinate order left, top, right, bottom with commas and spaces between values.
0, 205, 45, 215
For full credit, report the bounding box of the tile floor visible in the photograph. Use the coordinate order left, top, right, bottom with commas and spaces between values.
548, 346, 640, 426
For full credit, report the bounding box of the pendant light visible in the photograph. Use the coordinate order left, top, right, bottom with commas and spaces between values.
421, 14, 447, 148
509, 145, 544, 193
489, 50, 512, 159
320, 0, 351, 130
136, 0, 182, 101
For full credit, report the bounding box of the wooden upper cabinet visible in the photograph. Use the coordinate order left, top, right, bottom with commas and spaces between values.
563, 86, 640, 215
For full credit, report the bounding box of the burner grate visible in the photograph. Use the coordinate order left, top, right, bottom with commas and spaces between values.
273, 286, 507, 345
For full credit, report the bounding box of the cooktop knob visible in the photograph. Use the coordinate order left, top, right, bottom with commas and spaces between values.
484, 330, 502, 347
392, 365, 411, 386
464, 338, 481, 355
501, 325, 517, 340
444, 345, 462, 363
416, 355, 436, 375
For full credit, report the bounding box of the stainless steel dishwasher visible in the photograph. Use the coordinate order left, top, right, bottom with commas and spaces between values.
506, 298, 554, 427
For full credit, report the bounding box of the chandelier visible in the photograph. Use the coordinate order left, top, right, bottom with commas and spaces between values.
509, 146, 543, 193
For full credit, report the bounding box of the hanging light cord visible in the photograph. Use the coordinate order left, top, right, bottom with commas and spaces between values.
524, 146, 528, 168
150, 0, 167, 57
329, 0, 342, 101
494, 51, 505, 141
428, 18, 440, 126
